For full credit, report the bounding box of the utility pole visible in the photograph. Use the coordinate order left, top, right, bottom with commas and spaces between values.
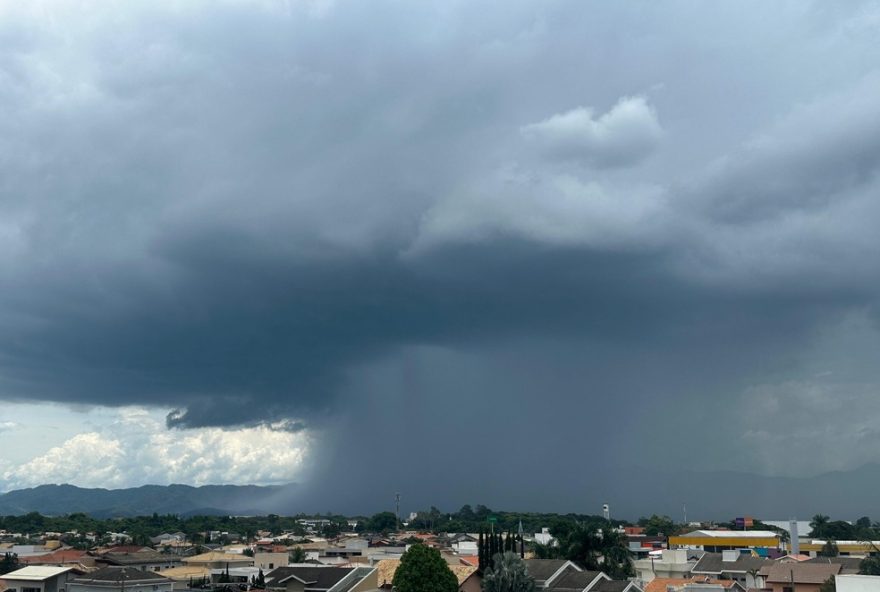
395, 492, 401, 532
683, 503, 687, 525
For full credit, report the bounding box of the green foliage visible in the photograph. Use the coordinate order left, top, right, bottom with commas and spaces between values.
637, 515, 677, 536
289, 547, 307, 563
392, 543, 458, 592
819, 576, 836, 592
0, 553, 20, 576
366, 511, 399, 533
819, 540, 840, 557
540, 524, 633, 579
810, 515, 831, 537
859, 556, 880, 575
482, 551, 535, 592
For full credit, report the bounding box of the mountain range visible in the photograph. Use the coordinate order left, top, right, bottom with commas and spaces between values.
0, 483, 299, 518
3, 463, 880, 519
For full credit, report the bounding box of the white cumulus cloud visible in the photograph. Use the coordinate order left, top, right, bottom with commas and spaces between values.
1, 407, 311, 491
520, 96, 663, 168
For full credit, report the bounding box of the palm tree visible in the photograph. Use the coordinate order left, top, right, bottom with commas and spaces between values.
811, 515, 830, 538
483, 552, 536, 592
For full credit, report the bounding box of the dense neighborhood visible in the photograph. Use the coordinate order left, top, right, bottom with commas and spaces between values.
3, 512, 880, 592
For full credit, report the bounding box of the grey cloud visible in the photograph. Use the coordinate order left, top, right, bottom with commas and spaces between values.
2, 0, 880, 512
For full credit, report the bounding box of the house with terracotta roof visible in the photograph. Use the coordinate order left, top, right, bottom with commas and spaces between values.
20, 550, 96, 571
181, 552, 253, 569
643, 576, 744, 592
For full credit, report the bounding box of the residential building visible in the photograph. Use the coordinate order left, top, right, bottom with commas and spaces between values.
634, 550, 699, 584
760, 562, 841, 592
691, 550, 773, 588
254, 553, 289, 571
151, 565, 211, 591
0, 566, 76, 592
522, 559, 582, 589
20, 551, 96, 571
643, 577, 744, 592
67, 568, 173, 592
181, 552, 253, 569
94, 552, 181, 573
545, 570, 643, 592
265, 566, 376, 592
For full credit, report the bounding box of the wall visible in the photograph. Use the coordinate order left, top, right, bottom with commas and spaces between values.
254, 554, 288, 571
836, 575, 880, 592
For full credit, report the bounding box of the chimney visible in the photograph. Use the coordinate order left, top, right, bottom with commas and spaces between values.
789, 519, 800, 556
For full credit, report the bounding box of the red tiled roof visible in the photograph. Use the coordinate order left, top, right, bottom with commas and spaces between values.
645, 577, 737, 592
21, 550, 89, 564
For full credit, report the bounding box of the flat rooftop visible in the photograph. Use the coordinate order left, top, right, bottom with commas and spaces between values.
1, 566, 73, 581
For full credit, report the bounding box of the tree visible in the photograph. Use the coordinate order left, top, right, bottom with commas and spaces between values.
479, 530, 486, 572
819, 540, 839, 558
819, 576, 836, 592
859, 556, 880, 575
256, 568, 265, 588
243, 548, 255, 557
600, 529, 635, 579
811, 515, 831, 538
392, 543, 458, 592
366, 511, 399, 533
289, 547, 307, 563
482, 551, 535, 592
638, 515, 676, 537
0, 553, 20, 576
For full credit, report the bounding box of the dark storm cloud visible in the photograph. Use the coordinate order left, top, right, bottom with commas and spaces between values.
3, 0, 880, 509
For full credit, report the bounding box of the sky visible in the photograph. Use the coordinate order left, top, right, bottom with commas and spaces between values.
2, 0, 880, 516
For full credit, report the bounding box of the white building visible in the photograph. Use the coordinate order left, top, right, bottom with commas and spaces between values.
0, 566, 76, 592
633, 549, 699, 585
534, 528, 556, 546
837, 575, 880, 592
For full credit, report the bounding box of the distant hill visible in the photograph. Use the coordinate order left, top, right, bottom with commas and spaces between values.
4, 463, 880, 519
0, 483, 298, 517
